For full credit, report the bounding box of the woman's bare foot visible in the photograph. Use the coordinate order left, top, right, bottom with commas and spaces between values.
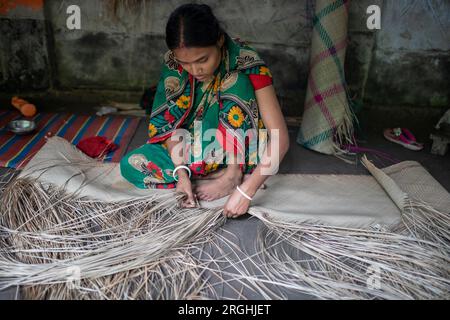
195, 165, 242, 201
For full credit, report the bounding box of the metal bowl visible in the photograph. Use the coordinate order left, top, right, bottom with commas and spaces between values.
7, 119, 36, 135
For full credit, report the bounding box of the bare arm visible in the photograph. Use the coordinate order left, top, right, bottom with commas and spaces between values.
239, 84, 290, 198
164, 136, 197, 207
164, 137, 188, 177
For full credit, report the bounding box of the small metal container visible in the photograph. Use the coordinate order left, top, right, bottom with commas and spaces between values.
7, 119, 36, 135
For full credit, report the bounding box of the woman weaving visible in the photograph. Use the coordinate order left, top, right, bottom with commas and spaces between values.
121, 4, 289, 218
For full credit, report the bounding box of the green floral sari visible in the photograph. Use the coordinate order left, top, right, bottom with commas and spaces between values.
120, 34, 272, 189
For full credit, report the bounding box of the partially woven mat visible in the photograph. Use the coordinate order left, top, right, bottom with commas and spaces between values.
17, 137, 402, 227
297, 0, 355, 155
0, 137, 449, 299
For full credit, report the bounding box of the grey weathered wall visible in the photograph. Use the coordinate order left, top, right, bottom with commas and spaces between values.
364, 0, 449, 108
1, 0, 449, 117
0, 1, 51, 91
43, 0, 314, 116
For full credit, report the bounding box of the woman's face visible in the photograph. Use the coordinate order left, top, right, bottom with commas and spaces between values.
172, 38, 223, 82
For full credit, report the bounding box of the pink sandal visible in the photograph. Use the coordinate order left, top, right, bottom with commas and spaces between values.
383, 128, 424, 151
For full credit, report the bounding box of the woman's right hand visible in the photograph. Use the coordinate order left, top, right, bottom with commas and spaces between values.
175, 171, 197, 208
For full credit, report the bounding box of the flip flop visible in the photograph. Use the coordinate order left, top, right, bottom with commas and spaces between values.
383, 128, 424, 151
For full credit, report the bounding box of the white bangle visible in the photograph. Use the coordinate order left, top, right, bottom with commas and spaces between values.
236, 185, 253, 201
173, 165, 191, 181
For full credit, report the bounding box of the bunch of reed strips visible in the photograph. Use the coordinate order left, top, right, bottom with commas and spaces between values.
0, 160, 449, 299
254, 217, 449, 300
243, 158, 450, 299
0, 176, 226, 299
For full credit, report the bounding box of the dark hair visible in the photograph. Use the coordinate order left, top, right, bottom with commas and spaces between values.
165, 3, 226, 50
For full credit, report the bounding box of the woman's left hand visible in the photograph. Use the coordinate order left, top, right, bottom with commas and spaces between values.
223, 189, 251, 218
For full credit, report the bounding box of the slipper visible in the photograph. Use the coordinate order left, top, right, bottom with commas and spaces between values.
383, 128, 424, 151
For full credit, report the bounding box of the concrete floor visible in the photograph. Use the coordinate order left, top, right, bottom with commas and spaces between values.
0, 102, 449, 299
